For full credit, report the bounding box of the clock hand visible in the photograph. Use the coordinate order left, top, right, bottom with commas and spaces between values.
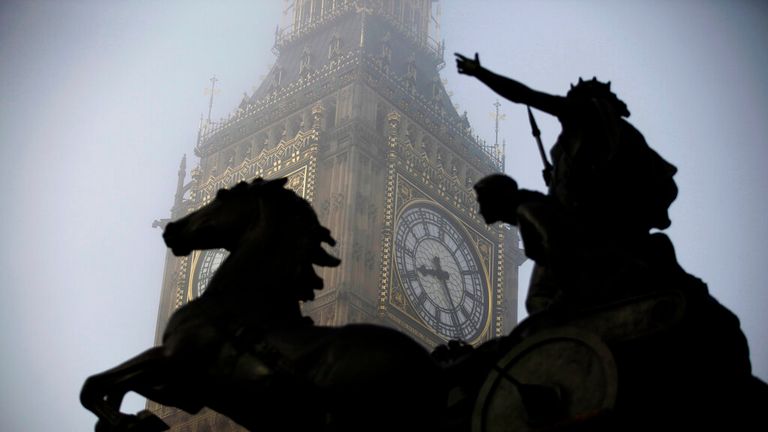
418, 257, 464, 338
417, 264, 437, 278
430, 256, 450, 281
438, 276, 464, 339
418, 264, 450, 308
423, 257, 454, 306
432, 256, 465, 339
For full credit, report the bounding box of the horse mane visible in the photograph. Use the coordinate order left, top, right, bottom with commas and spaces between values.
249, 178, 340, 301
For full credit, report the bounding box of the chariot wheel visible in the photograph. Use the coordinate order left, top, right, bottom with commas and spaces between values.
472, 327, 617, 432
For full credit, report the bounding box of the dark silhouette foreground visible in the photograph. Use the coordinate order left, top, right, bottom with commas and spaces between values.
80, 58, 767, 432
81, 178, 442, 432
457, 52, 768, 430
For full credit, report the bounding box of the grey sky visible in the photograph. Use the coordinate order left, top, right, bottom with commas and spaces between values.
1, 1, 766, 431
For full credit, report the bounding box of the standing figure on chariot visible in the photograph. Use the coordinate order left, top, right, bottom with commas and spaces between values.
455, 52, 766, 430
456, 52, 679, 314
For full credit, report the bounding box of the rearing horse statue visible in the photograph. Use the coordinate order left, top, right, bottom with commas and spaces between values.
81, 178, 443, 432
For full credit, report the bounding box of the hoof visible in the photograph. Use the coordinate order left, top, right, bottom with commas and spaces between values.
95, 411, 169, 432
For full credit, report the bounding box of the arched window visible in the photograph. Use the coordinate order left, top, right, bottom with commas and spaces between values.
405, 53, 417, 80
300, 47, 312, 77
380, 33, 392, 72
404, 53, 417, 92
311, 0, 321, 22
269, 67, 284, 93
329, 34, 342, 60
431, 78, 441, 101
299, 0, 311, 27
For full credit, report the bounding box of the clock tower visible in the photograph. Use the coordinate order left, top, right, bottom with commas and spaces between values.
150, 1, 524, 429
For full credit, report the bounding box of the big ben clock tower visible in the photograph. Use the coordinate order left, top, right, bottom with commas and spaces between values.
150, 1, 524, 429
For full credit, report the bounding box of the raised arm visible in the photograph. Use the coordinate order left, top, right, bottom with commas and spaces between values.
455, 53, 565, 118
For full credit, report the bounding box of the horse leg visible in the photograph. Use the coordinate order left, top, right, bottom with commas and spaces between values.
81, 347, 174, 432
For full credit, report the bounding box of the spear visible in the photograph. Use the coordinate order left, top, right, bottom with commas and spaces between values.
527, 106, 553, 186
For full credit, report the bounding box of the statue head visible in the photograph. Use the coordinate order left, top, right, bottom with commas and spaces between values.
567, 77, 630, 118
551, 78, 677, 234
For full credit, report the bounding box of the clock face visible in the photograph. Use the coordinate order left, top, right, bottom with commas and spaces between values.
394, 203, 489, 341
193, 249, 228, 297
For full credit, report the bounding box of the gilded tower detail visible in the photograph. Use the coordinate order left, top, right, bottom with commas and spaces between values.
150, 1, 524, 429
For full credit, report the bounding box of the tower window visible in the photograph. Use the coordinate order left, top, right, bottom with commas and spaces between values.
404, 3, 413, 28
325, 100, 337, 129
299, 0, 311, 27
376, 102, 387, 133
269, 67, 284, 93
300, 47, 312, 77
329, 35, 343, 60
431, 78, 441, 101
311, 0, 321, 22
406, 54, 417, 81
382, 44, 392, 64
404, 53, 417, 92
380, 33, 392, 71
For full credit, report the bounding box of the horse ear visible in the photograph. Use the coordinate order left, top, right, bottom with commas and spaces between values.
578, 77, 584, 84
266, 177, 288, 188
318, 226, 336, 246
215, 188, 230, 199
313, 247, 341, 267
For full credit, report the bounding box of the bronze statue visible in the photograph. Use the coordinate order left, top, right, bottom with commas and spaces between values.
79, 55, 767, 432
79, 177, 618, 432
456, 52, 767, 430
457, 52, 679, 313
81, 178, 442, 432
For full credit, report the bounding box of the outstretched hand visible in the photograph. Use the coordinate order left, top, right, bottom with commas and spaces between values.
455, 52, 482, 76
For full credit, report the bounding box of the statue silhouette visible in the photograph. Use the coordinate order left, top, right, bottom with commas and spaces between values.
80, 178, 442, 432
457, 52, 767, 430
78, 57, 768, 432
80, 178, 624, 432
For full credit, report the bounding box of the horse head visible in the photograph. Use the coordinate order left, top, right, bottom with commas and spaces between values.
163, 177, 340, 300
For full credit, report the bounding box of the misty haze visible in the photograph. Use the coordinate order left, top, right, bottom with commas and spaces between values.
1, 1, 767, 431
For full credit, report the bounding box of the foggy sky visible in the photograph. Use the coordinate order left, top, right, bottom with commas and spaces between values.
1, 1, 766, 431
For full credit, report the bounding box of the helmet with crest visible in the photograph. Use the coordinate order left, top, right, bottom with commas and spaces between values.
567, 77, 630, 118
